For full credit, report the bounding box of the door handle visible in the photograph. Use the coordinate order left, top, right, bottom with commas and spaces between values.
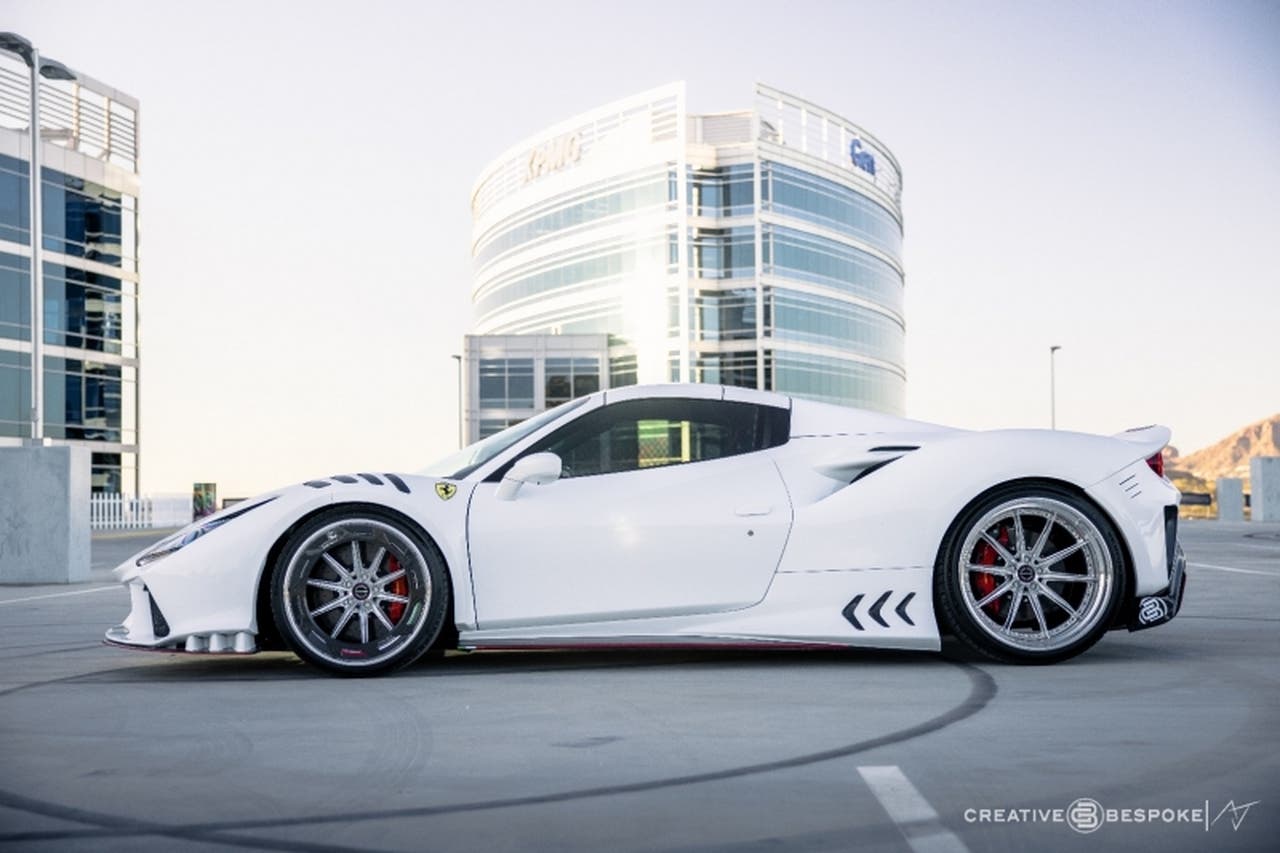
735, 505, 773, 517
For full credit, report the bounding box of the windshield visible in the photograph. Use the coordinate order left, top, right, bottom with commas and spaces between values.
420, 396, 590, 480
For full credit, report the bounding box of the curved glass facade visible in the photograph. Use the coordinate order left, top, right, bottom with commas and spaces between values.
763, 162, 902, 258
0, 55, 141, 493
470, 83, 904, 416
474, 169, 672, 269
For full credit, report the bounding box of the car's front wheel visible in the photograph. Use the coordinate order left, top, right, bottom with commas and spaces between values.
270, 507, 449, 676
934, 484, 1127, 664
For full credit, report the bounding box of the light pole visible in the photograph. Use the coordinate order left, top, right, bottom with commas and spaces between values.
1049, 345, 1062, 429
0, 33, 76, 443
451, 354, 463, 449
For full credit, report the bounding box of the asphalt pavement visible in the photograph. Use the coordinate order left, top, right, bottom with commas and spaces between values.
0, 520, 1275, 852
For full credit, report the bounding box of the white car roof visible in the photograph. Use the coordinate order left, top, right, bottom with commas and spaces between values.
603, 383, 790, 408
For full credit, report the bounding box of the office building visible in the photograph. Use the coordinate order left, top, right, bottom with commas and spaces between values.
468, 82, 904, 433
0, 46, 140, 492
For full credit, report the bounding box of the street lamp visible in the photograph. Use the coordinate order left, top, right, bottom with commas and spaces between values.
1049, 345, 1062, 429
0, 33, 77, 443
451, 354, 463, 449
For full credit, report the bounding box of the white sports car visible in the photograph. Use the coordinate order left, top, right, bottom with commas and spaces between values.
106, 384, 1185, 675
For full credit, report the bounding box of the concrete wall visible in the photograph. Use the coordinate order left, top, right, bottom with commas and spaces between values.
0, 446, 91, 583
1216, 477, 1244, 522
1251, 456, 1280, 523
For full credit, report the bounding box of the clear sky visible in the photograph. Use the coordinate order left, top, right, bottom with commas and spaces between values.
6, 0, 1278, 498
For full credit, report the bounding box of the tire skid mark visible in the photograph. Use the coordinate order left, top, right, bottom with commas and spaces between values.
0, 659, 996, 846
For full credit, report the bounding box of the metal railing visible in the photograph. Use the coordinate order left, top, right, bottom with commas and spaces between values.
89, 493, 191, 531
0, 51, 139, 172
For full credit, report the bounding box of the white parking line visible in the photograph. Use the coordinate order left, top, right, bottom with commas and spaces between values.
1188, 562, 1274, 577
0, 585, 118, 606
858, 765, 969, 853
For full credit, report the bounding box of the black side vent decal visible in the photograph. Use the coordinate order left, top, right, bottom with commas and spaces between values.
895, 592, 916, 626
331, 475, 358, 484
868, 445, 919, 453
842, 594, 866, 630
304, 480, 331, 489
358, 473, 384, 485
385, 473, 411, 494
842, 591, 916, 630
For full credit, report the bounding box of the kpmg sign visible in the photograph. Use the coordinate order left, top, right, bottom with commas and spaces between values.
526, 132, 581, 183
849, 138, 876, 176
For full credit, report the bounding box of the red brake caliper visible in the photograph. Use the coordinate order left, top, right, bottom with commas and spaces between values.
974, 527, 1010, 617
385, 556, 408, 624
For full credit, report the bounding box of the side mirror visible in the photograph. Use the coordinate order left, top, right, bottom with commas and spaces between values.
495, 452, 562, 501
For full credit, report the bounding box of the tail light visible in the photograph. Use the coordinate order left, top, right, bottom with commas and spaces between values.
1147, 452, 1165, 478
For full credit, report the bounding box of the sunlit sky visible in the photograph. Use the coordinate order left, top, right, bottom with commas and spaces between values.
7, 0, 1278, 498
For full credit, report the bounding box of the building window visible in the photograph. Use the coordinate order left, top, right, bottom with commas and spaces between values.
474, 172, 671, 269
478, 358, 534, 408
772, 351, 904, 413
0, 155, 30, 245
475, 241, 668, 321
42, 169, 130, 267
696, 289, 760, 342
610, 355, 637, 388
763, 225, 904, 316
689, 227, 756, 279
478, 417, 524, 439
769, 289, 904, 365
688, 165, 755, 217
0, 253, 31, 342
42, 356, 134, 444
91, 452, 122, 494
545, 357, 600, 407
0, 349, 30, 438
693, 351, 759, 390
761, 161, 901, 259
42, 263, 128, 354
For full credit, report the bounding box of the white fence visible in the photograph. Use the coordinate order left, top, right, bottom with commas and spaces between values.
90, 494, 193, 531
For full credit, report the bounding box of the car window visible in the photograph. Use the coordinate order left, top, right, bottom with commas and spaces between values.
421, 396, 590, 480
496, 397, 789, 480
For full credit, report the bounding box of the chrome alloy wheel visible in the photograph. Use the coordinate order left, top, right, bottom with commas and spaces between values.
281, 518, 432, 668
958, 496, 1114, 653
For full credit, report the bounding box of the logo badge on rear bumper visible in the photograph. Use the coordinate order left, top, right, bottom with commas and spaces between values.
1137, 597, 1170, 625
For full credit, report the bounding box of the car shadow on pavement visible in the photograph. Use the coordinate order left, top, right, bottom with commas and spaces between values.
80, 646, 951, 683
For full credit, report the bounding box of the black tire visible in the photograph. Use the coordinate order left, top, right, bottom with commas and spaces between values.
934, 482, 1127, 665
269, 506, 450, 676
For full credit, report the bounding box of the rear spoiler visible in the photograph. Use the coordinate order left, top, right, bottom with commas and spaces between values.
1111, 424, 1171, 461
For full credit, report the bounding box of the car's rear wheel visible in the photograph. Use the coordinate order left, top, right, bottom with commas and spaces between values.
934, 484, 1127, 664
270, 507, 449, 676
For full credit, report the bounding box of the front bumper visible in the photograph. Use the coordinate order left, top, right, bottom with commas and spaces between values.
104, 579, 259, 654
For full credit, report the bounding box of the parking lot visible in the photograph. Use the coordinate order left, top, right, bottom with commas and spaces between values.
0, 520, 1276, 852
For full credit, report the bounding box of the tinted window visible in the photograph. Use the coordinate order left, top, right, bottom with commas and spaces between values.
478, 358, 534, 408
545, 357, 601, 408
498, 397, 789, 480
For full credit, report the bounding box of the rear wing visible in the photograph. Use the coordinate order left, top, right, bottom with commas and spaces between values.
1111, 424, 1172, 462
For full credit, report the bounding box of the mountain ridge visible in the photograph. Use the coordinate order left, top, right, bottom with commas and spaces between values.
1167, 413, 1280, 481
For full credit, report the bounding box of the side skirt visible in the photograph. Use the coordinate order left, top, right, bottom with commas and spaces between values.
459, 567, 941, 652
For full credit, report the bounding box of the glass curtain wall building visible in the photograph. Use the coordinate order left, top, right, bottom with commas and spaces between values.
0, 50, 140, 493
463, 333, 609, 444
469, 83, 905, 416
